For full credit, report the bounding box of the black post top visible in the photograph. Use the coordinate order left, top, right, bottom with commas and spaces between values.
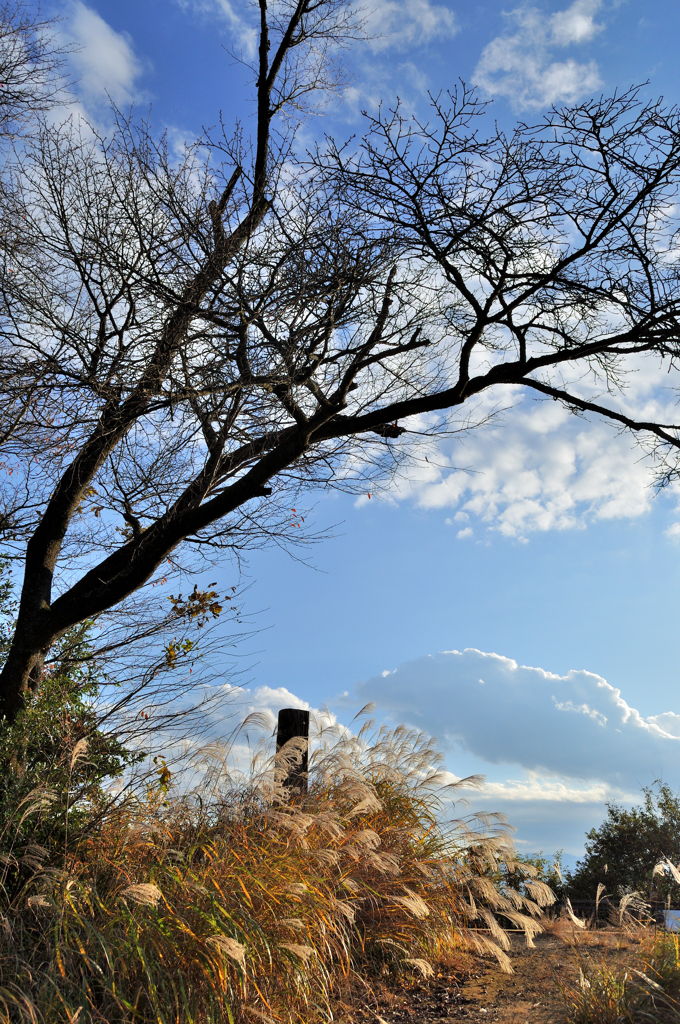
276, 707, 310, 795
276, 707, 310, 748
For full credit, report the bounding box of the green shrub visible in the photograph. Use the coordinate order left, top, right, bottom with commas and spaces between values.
0, 619, 140, 859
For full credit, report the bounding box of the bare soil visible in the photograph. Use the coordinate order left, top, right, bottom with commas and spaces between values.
349, 925, 650, 1024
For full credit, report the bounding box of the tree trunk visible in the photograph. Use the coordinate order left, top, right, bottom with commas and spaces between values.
0, 640, 46, 721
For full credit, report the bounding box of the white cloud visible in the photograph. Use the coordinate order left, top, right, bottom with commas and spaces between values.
648, 712, 680, 739
366, 360, 680, 540
163, 680, 347, 789
175, 0, 258, 58
354, 647, 680, 791
364, 0, 458, 52
473, 0, 603, 110
551, 0, 602, 44
66, 2, 145, 107
242, 684, 311, 714
476, 775, 612, 804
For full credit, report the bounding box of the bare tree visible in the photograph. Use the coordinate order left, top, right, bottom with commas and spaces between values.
2, 0, 680, 722
0, 1, 67, 142
0, 1, 68, 454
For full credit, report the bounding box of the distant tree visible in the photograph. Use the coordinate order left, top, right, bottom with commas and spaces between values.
503, 850, 566, 901
4, 0, 680, 724
566, 783, 680, 903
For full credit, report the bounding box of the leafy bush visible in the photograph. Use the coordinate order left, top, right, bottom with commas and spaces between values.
0, 613, 141, 861
0, 559, 140, 907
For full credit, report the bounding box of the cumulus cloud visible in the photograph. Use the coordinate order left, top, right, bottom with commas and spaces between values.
238, 684, 311, 716
354, 648, 680, 791
190, 682, 318, 747
65, 2, 145, 107
473, 0, 603, 109
152, 680, 347, 791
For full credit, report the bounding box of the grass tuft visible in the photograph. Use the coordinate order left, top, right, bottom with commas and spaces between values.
563, 930, 680, 1023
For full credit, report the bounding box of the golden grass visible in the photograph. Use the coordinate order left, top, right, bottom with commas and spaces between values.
0, 719, 554, 1023
551, 920, 680, 1022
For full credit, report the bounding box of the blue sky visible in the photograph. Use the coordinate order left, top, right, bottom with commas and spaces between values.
49, 0, 680, 861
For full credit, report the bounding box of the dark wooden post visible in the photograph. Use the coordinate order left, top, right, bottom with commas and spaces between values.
276, 707, 310, 795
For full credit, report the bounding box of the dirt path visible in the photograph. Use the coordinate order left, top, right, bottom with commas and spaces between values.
365, 928, 648, 1024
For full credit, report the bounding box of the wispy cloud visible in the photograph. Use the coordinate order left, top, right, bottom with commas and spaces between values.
175, 0, 262, 60
473, 0, 603, 110
65, 1, 146, 108
476, 776, 613, 804
363, 0, 458, 53
181, 0, 457, 57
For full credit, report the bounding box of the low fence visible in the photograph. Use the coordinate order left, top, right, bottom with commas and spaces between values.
560, 897, 668, 927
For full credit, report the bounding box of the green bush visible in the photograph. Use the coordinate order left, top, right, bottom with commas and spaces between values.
0, 560, 139, 858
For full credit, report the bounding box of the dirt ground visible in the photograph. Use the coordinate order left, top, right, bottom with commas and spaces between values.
355, 924, 651, 1024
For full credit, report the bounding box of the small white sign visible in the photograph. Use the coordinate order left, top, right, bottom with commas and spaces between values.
664, 911, 680, 931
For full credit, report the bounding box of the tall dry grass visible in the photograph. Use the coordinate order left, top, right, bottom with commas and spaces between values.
0, 716, 554, 1024
563, 930, 680, 1023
